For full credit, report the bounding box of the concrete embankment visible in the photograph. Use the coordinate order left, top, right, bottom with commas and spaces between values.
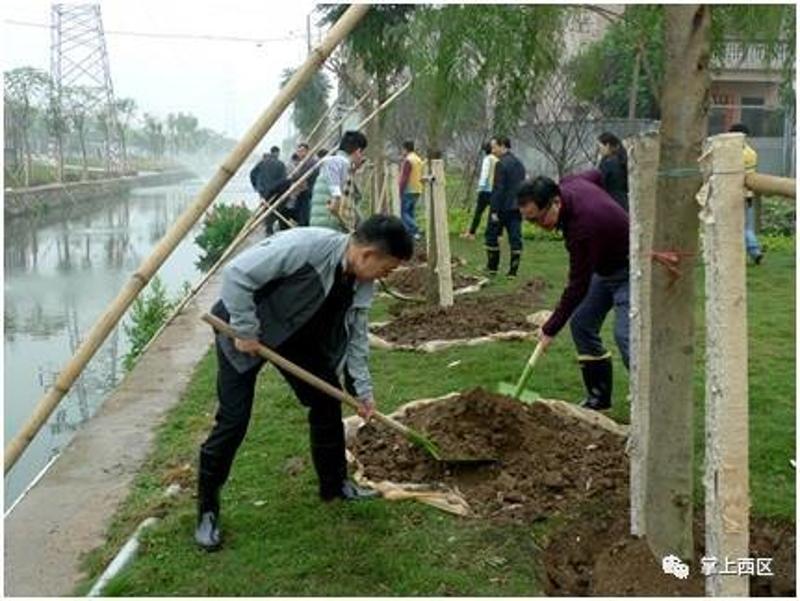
2, 231, 248, 595
3, 169, 196, 220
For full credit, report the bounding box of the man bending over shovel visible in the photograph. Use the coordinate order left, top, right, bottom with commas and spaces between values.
195, 215, 414, 551
516, 171, 630, 412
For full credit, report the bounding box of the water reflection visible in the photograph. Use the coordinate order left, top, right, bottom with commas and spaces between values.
3, 170, 256, 508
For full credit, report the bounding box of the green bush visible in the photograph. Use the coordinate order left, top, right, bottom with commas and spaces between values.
123, 276, 175, 372
759, 196, 795, 237
194, 202, 252, 272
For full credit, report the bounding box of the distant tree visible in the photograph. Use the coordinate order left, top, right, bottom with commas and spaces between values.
114, 97, 137, 165
280, 69, 331, 143
142, 113, 165, 158
4, 67, 51, 186
62, 86, 96, 180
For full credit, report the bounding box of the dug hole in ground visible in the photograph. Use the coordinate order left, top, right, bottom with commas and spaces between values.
345, 389, 795, 596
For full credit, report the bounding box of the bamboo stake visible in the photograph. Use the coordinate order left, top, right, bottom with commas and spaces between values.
135, 83, 405, 366
745, 172, 795, 199
4, 3, 371, 475
303, 87, 343, 145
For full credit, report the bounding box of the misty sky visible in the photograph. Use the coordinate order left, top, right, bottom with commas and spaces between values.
3, 0, 333, 150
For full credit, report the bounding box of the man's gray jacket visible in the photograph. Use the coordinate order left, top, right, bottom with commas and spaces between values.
213, 227, 374, 401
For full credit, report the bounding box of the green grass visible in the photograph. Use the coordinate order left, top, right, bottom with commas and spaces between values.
75, 228, 795, 596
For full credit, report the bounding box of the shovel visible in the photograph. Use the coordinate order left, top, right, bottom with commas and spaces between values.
202, 313, 496, 467
497, 340, 545, 402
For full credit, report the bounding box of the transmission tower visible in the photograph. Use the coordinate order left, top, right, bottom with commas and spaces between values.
50, 4, 125, 175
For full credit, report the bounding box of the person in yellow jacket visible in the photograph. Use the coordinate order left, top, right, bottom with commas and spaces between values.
729, 123, 763, 265
399, 140, 424, 240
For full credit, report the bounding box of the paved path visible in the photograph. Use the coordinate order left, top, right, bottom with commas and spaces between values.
4, 262, 227, 596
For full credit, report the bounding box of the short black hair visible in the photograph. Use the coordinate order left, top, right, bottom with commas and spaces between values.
517, 176, 560, 209
290, 153, 299, 162
298, 142, 310, 150
317, 148, 328, 158
270, 146, 280, 154
492, 136, 511, 149
402, 140, 414, 152
482, 142, 492, 154
339, 130, 368, 154
352, 214, 414, 261
598, 132, 622, 148
729, 123, 750, 136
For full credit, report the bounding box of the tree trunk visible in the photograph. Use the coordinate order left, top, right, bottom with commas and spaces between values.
22, 133, 31, 187
644, 4, 710, 562
628, 47, 642, 119
79, 130, 88, 181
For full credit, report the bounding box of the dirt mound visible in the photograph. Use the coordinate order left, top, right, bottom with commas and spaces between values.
352, 389, 795, 596
352, 388, 627, 522
373, 279, 547, 344
383, 265, 481, 296
542, 494, 796, 597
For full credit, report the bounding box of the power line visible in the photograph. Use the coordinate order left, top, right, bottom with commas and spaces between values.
5, 18, 306, 45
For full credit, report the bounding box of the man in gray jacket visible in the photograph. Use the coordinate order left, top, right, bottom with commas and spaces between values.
195, 215, 413, 551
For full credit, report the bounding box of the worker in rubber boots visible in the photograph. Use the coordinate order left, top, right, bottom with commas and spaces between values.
195, 215, 414, 551
485, 136, 527, 278
516, 171, 629, 411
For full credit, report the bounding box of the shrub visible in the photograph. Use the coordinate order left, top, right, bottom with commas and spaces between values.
759, 196, 795, 237
122, 276, 175, 371
194, 202, 252, 271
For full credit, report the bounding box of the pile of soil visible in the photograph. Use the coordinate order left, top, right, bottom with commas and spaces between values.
383, 265, 481, 297
542, 492, 796, 596
352, 388, 627, 523
351, 388, 796, 596
373, 279, 546, 344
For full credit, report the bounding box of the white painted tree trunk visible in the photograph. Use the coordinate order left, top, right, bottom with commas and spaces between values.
388, 162, 401, 217
701, 133, 749, 597
627, 131, 660, 538
431, 159, 454, 308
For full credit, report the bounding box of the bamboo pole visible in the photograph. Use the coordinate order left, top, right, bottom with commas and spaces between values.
134, 89, 375, 361
702, 133, 749, 597
745, 172, 795, 199
134, 84, 403, 362
4, 3, 371, 475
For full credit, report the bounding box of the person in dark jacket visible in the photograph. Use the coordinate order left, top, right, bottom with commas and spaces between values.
293, 142, 318, 226
195, 215, 414, 551
249, 146, 287, 235
516, 170, 629, 411
485, 136, 527, 277
596, 132, 629, 211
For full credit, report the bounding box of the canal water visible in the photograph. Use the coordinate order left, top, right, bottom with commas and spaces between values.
4, 167, 259, 508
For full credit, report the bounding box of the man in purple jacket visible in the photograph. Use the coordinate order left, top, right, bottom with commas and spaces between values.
516, 171, 629, 411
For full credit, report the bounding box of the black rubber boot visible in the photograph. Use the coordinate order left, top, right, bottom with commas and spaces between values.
195, 510, 222, 551
195, 453, 224, 551
309, 422, 348, 500
485, 248, 500, 275
579, 357, 613, 411
507, 251, 522, 278
322, 479, 381, 502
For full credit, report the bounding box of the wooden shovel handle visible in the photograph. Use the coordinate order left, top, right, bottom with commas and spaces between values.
201, 313, 414, 437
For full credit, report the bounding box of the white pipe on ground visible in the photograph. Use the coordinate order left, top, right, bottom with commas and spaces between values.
87, 517, 159, 597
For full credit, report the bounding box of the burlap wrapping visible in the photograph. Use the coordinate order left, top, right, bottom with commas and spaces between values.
378, 276, 490, 301
368, 309, 553, 353
343, 391, 628, 517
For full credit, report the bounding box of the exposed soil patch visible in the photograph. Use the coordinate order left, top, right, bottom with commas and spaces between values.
351, 388, 795, 597
542, 493, 796, 597
383, 265, 481, 297
373, 279, 546, 345
352, 388, 627, 523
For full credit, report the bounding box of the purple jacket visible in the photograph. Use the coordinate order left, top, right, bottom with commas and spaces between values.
542, 170, 629, 337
